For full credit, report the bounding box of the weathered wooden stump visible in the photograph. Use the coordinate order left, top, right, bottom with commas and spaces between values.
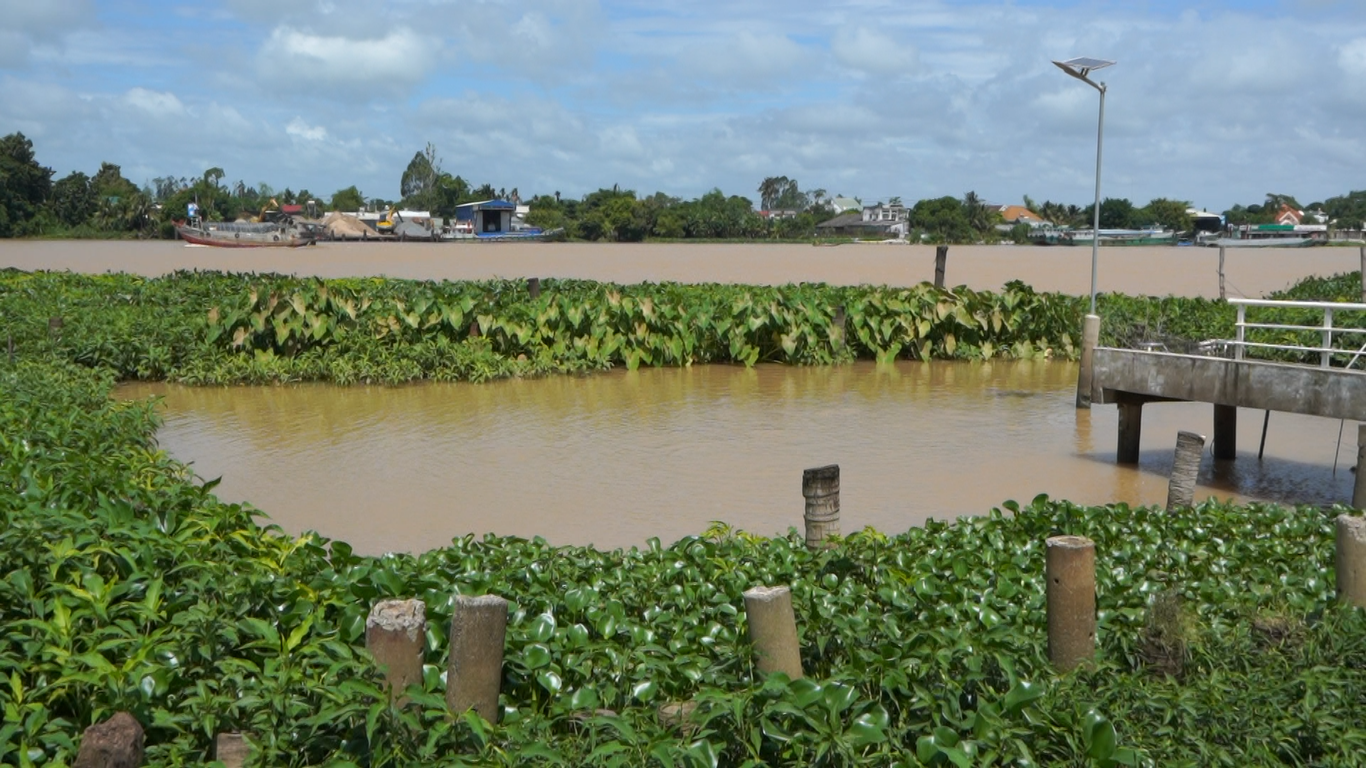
934, 245, 948, 289
742, 585, 803, 679
1166, 431, 1206, 511
215, 733, 249, 768
367, 599, 427, 703
74, 712, 143, 768
446, 595, 508, 723
1046, 536, 1096, 672
1338, 515, 1366, 608
802, 465, 840, 549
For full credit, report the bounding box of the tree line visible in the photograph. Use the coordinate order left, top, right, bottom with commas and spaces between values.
5, 132, 1366, 242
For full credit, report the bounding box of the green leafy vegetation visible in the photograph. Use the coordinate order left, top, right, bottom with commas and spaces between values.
3, 269, 1366, 764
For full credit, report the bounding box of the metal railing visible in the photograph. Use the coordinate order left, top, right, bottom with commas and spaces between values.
1228, 298, 1366, 368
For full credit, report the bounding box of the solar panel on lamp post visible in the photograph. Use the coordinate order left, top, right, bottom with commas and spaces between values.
1052, 57, 1115, 316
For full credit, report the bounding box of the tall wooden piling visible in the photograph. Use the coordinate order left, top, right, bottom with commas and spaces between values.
933, 245, 948, 289
366, 599, 427, 703
528, 277, 541, 299
802, 465, 840, 549
1354, 425, 1366, 510
742, 586, 803, 679
1218, 246, 1226, 300
446, 595, 508, 723
1076, 314, 1100, 409
1046, 535, 1096, 672
1166, 431, 1206, 511
1339, 515, 1366, 608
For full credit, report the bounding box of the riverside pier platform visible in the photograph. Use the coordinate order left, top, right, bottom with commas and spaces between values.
1089, 297, 1366, 467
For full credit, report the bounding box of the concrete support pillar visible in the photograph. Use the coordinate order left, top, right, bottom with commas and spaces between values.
446, 595, 508, 723
367, 599, 427, 704
802, 465, 840, 550
1339, 515, 1366, 608
1354, 425, 1366, 510
1076, 314, 1101, 409
1117, 401, 1143, 464
1166, 431, 1206, 511
1046, 536, 1096, 672
742, 586, 803, 679
1213, 404, 1237, 460
934, 245, 948, 289
215, 734, 249, 768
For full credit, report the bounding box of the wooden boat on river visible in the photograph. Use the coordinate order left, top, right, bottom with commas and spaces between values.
176, 220, 317, 248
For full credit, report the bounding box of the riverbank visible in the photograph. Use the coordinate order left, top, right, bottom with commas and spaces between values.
4, 240, 1364, 298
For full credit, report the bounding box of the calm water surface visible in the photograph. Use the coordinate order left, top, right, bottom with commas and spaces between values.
118, 361, 1356, 554
4, 240, 1361, 298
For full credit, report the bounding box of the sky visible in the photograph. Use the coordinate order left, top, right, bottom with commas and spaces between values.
2, 0, 1365, 211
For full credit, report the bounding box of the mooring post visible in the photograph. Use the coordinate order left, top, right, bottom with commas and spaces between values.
1046, 535, 1096, 672
742, 586, 803, 679
933, 245, 948, 289
527, 277, 541, 299
446, 595, 508, 723
1076, 314, 1101, 409
802, 465, 840, 549
1166, 431, 1206, 511
1354, 425, 1366, 510
1339, 515, 1366, 608
1116, 400, 1143, 464
366, 599, 427, 704
1213, 404, 1237, 461
1218, 245, 1226, 300
215, 733, 249, 768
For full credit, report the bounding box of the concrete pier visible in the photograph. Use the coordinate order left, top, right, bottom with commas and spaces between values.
1213, 404, 1237, 460
1076, 314, 1101, 409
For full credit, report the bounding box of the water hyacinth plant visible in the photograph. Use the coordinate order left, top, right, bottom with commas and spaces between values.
3, 269, 1366, 764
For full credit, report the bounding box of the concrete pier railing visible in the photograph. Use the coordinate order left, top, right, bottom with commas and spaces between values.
1226, 297, 1366, 367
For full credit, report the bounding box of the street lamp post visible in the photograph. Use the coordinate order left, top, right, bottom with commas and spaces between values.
1053, 56, 1115, 408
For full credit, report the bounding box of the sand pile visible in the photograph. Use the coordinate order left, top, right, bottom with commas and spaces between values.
322, 211, 380, 240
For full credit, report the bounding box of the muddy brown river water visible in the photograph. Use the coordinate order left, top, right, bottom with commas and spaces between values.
3, 239, 1363, 298
118, 361, 1357, 555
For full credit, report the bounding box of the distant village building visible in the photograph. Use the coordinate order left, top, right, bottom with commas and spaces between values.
995, 205, 1046, 226
454, 199, 517, 234
1276, 203, 1303, 226
759, 209, 802, 220
828, 197, 861, 213
815, 201, 908, 238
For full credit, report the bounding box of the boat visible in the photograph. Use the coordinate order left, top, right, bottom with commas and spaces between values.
176, 219, 316, 248
1207, 236, 1319, 249
439, 224, 565, 242
1031, 229, 1177, 246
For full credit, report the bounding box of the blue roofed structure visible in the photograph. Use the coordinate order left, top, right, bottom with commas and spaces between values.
454, 199, 517, 234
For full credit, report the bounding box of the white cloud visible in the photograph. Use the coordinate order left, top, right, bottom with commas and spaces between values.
257, 26, 438, 89
831, 27, 920, 76
0, 0, 95, 67
121, 88, 186, 118
687, 31, 811, 81
1339, 37, 1366, 75
286, 117, 329, 142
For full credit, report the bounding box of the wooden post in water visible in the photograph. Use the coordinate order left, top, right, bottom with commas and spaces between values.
446, 595, 508, 723
742, 586, 803, 679
1166, 431, 1206, 511
1046, 535, 1096, 672
1076, 314, 1100, 409
831, 305, 846, 353
528, 277, 541, 299
1218, 246, 1226, 300
802, 465, 840, 549
934, 245, 948, 289
366, 599, 427, 704
215, 733, 249, 768
1339, 515, 1366, 608
1116, 399, 1143, 464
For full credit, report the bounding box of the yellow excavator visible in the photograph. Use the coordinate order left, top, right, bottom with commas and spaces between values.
249, 199, 281, 223
376, 206, 401, 233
